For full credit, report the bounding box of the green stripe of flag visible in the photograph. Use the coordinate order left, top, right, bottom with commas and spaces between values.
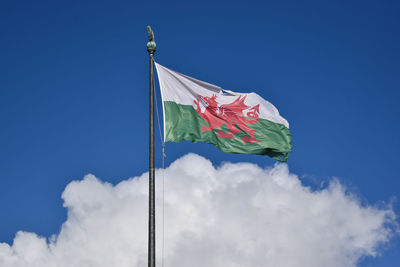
164, 101, 292, 161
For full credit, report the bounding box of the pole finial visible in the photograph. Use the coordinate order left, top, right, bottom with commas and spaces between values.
147, 26, 156, 55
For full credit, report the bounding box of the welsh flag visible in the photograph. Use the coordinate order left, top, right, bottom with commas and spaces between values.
155, 63, 292, 161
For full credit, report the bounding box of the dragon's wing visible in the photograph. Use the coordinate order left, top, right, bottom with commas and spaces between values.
220, 95, 250, 115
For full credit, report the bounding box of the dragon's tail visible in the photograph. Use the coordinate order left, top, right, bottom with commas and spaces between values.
245, 104, 260, 123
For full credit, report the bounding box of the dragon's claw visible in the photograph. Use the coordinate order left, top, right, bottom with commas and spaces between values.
242, 136, 261, 143
201, 125, 210, 132
217, 130, 234, 139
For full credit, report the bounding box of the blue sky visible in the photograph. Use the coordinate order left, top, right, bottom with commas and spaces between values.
0, 0, 399, 266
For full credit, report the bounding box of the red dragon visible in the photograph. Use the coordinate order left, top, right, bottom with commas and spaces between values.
194, 94, 260, 143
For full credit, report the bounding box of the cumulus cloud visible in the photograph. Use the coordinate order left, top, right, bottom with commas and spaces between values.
0, 153, 397, 267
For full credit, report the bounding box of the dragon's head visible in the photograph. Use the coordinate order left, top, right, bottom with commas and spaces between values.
199, 94, 218, 107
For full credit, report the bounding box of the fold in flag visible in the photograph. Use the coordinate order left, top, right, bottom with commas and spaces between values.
155, 63, 292, 161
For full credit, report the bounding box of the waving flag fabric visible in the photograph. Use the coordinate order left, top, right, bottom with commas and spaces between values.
155, 62, 292, 161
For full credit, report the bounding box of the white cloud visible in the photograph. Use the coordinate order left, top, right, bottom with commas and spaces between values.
0, 153, 397, 267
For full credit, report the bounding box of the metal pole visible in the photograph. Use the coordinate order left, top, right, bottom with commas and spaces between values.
147, 25, 156, 267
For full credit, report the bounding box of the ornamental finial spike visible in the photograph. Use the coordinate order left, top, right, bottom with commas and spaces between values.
147, 26, 156, 55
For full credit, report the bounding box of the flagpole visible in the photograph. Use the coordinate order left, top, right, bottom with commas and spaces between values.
147, 25, 156, 267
